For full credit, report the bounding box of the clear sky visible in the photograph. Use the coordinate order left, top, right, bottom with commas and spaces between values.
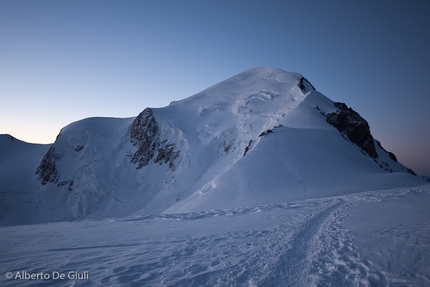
1, 0, 429, 175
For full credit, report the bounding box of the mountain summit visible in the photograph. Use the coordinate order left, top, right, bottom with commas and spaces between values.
0, 67, 422, 225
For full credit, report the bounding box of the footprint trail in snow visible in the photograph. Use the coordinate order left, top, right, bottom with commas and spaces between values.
1, 185, 429, 286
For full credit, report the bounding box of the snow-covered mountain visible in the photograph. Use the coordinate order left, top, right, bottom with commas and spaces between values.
0, 67, 423, 225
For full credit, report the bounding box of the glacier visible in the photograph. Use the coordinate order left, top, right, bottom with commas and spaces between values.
0, 67, 423, 224
0, 67, 429, 286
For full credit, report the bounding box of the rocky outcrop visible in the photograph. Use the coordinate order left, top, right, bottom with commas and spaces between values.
375, 140, 416, 176
299, 77, 316, 93
375, 140, 396, 162
130, 108, 180, 169
243, 140, 252, 156
57, 180, 74, 191
154, 139, 180, 169
258, 124, 283, 137
36, 146, 61, 185
130, 108, 158, 168
320, 104, 416, 176
323, 102, 378, 159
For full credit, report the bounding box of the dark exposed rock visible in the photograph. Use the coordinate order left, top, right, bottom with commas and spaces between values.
375, 140, 398, 163
130, 108, 180, 170
154, 140, 180, 169
323, 102, 378, 159
374, 140, 414, 175
325, 104, 415, 175
387, 152, 397, 162
74, 145, 84, 152
299, 77, 316, 93
379, 161, 394, 173
333, 102, 348, 111
243, 140, 252, 156
258, 129, 273, 136
36, 146, 61, 185
258, 132, 266, 137
259, 125, 283, 137
130, 108, 158, 168
405, 168, 417, 176
57, 180, 74, 191
223, 141, 230, 153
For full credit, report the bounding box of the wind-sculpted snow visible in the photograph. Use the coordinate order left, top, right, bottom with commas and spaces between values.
1, 185, 429, 286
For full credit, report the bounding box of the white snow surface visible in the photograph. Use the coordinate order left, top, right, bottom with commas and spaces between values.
1, 184, 429, 286
1, 67, 429, 286
0, 67, 424, 225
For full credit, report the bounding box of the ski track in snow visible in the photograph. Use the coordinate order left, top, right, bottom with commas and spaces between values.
1, 186, 429, 286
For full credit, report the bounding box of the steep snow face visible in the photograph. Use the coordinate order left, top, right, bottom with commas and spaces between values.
0, 67, 424, 225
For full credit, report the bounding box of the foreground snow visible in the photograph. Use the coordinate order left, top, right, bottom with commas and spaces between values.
1, 184, 429, 286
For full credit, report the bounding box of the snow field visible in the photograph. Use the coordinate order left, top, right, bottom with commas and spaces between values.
1, 184, 429, 286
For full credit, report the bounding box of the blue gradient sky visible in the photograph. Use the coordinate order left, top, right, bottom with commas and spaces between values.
1, 0, 429, 175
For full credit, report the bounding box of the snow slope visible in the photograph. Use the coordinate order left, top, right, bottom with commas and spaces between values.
0, 135, 50, 192
0, 67, 424, 225
1, 184, 429, 286
0, 135, 51, 225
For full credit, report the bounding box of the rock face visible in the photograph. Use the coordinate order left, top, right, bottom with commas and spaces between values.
323, 102, 378, 158
299, 77, 316, 93
36, 146, 61, 185
130, 108, 180, 169
321, 102, 416, 176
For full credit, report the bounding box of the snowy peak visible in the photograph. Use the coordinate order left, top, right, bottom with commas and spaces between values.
0, 67, 423, 225
170, 67, 311, 108
157, 67, 317, 159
